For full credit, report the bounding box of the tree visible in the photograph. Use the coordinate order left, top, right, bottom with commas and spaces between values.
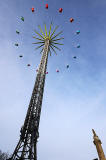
0, 150, 10, 160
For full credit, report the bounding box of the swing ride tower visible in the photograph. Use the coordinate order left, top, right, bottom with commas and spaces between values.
92, 129, 106, 160
10, 24, 63, 160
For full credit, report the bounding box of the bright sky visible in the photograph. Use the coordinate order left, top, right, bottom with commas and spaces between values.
0, 0, 106, 160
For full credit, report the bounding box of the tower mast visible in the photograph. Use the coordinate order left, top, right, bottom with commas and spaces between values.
92, 129, 106, 160
9, 24, 63, 160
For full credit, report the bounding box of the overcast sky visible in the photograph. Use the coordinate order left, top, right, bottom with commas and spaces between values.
0, 0, 106, 160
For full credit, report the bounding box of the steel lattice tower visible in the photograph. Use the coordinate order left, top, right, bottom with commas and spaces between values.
9, 24, 63, 160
